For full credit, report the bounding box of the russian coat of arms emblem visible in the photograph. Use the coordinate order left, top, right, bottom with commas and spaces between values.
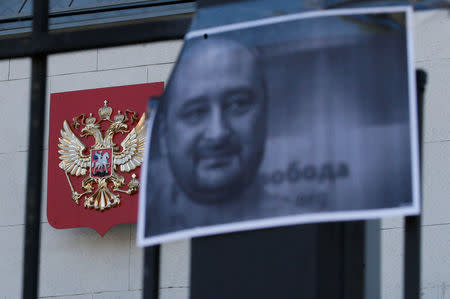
58, 100, 145, 211
47, 82, 163, 235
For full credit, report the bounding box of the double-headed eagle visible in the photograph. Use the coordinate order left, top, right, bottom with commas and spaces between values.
58, 100, 146, 211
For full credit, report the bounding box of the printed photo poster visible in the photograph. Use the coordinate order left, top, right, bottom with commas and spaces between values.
138, 6, 420, 246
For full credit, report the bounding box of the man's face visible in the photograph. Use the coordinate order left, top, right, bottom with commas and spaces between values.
162, 41, 266, 203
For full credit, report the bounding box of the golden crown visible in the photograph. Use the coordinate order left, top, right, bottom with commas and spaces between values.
85, 113, 96, 125
114, 110, 125, 123
98, 100, 113, 120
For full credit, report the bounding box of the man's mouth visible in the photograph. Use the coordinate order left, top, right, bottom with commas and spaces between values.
199, 155, 236, 169
196, 146, 240, 169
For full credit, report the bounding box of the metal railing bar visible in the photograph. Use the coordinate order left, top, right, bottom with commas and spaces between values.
404, 70, 426, 299
22, 0, 49, 295
0, 17, 191, 59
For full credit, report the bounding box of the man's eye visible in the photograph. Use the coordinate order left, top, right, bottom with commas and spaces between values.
178, 106, 209, 124
225, 96, 253, 115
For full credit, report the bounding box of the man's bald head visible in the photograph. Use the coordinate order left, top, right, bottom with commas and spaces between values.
165, 38, 264, 102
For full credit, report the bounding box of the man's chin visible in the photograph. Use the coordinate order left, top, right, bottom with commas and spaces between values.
189, 176, 246, 204
198, 177, 235, 189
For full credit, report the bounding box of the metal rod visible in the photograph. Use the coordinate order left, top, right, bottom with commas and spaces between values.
144, 246, 161, 299
342, 221, 365, 299
364, 220, 380, 299
0, 17, 192, 59
316, 223, 343, 299
22, 55, 48, 299
403, 69, 426, 299
32, 0, 49, 35
22, 0, 49, 297
404, 215, 421, 299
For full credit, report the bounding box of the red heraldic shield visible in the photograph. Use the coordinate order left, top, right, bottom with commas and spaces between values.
47, 82, 164, 236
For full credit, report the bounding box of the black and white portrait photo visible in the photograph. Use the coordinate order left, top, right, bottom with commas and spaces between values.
138, 6, 420, 246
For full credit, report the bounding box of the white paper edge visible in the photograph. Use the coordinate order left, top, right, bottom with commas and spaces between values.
186, 5, 414, 40
139, 206, 418, 247
406, 6, 421, 216
137, 5, 420, 247
137, 102, 159, 247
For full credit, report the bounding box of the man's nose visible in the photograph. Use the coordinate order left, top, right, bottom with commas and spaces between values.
204, 107, 230, 142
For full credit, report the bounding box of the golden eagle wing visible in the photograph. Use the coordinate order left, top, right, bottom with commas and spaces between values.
114, 113, 146, 172
58, 120, 90, 176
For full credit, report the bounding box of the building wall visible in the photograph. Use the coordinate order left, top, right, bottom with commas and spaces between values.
381, 9, 450, 299
0, 9, 448, 299
0, 40, 190, 299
